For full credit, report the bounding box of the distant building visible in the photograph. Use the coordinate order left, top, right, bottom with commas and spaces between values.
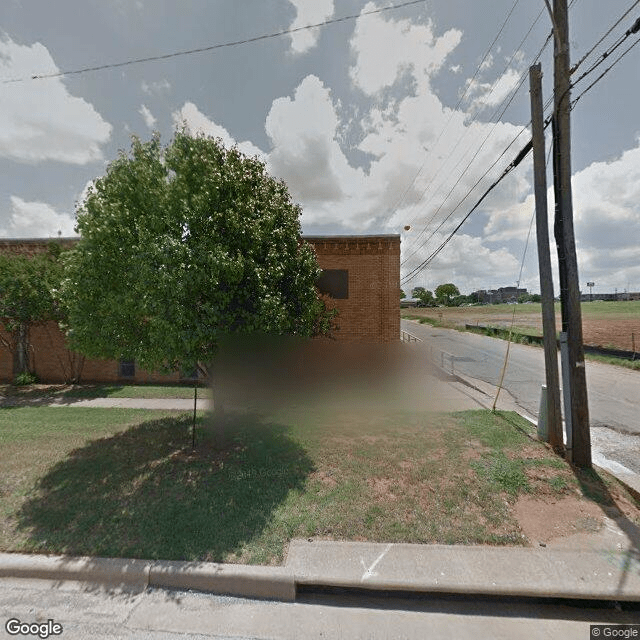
471, 287, 528, 304
400, 297, 421, 308
580, 291, 640, 302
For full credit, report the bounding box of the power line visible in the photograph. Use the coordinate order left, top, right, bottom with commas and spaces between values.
395, 0, 586, 247
400, 6, 637, 266
571, 0, 640, 73
397, 0, 596, 266
401, 134, 538, 284
383, 0, 522, 219
571, 35, 640, 108
1, 0, 427, 83
401, 15, 639, 287
400, 83, 552, 268
399, 29, 554, 263
569, 13, 640, 88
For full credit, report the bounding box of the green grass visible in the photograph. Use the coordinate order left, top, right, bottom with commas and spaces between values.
583, 354, 640, 371
404, 300, 640, 321
2, 404, 636, 564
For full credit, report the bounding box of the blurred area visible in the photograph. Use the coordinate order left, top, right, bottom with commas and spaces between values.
208, 335, 442, 417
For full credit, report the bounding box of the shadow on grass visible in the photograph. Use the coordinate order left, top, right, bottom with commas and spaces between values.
0, 383, 208, 408
16, 412, 313, 563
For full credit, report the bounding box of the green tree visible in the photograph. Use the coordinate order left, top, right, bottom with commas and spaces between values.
0, 245, 65, 377
435, 283, 460, 306
400, 289, 406, 299
62, 131, 335, 377
411, 286, 434, 306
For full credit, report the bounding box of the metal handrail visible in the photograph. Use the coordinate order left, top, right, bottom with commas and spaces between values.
400, 330, 422, 343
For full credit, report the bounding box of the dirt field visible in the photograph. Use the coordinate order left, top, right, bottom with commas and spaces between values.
403, 300, 640, 351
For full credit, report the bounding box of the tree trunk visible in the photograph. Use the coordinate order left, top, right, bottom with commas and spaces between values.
16, 323, 31, 375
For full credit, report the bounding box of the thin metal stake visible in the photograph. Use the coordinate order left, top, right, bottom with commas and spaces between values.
192, 385, 198, 450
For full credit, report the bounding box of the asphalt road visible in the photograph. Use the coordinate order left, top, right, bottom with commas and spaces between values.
0, 580, 636, 639
402, 319, 640, 435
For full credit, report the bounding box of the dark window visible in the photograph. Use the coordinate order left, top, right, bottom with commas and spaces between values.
119, 360, 135, 378
317, 269, 349, 299
181, 367, 199, 380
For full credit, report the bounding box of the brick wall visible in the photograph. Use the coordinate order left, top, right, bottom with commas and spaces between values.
307, 236, 401, 343
0, 235, 401, 383
0, 238, 78, 257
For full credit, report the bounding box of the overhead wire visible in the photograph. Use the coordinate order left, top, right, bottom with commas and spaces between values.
399, 29, 554, 264
400, 84, 552, 269
570, 34, 640, 108
569, 14, 640, 88
400, 129, 541, 285
570, 0, 640, 73
397, 0, 587, 252
400, 2, 638, 279
383, 0, 523, 221
401, 10, 640, 286
396, 9, 548, 238
1, 0, 427, 83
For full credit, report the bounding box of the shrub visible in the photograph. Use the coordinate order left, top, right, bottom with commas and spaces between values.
13, 372, 39, 386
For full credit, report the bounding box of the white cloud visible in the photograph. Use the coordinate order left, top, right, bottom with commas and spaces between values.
572, 141, 640, 286
402, 232, 520, 292
0, 197, 78, 238
466, 67, 522, 110
141, 79, 171, 95
479, 54, 494, 71
266, 75, 364, 207
138, 104, 157, 129
286, 0, 334, 54
0, 36, 112, 164
171, 102, 265, 159
483, 140, 640, 291
349, 2, 461, 95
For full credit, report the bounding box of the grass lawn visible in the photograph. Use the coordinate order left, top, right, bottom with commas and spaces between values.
1, 383, 211, 402
404, 300, 640, 322
2, 404, 638, 565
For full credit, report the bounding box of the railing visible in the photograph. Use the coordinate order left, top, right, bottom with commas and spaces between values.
400, 330, 459, 375
400, 330, 422, 343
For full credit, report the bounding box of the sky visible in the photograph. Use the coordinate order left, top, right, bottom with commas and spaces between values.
0, 0, 639, 295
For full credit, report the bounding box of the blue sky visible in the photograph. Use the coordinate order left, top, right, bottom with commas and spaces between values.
1, 0, 639, 294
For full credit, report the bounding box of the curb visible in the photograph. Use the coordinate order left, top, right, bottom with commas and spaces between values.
148, 561, 295, 601
0, 553, 296, 602
2, 548, 640, 603
0, 554, 152, 590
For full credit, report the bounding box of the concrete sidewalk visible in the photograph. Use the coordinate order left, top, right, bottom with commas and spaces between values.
286, 540, 640, 601
45, 397, 213, 411
2, 541, 640, 603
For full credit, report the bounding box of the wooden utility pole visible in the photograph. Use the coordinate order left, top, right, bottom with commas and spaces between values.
529, 63, 563, 452
552, 0, 591, 467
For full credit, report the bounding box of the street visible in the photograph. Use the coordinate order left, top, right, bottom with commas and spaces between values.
402, 319, 640, 474
0, 579, 636, 639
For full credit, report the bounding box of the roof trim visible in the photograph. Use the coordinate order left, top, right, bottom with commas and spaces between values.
0, 237, 79, 243
1, 234, 401, 243
303, 234, 400, 240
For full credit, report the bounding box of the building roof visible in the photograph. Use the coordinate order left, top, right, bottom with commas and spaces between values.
0, 234, 401, 243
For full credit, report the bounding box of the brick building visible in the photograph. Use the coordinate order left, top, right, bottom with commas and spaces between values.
0, 235, 400, 384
